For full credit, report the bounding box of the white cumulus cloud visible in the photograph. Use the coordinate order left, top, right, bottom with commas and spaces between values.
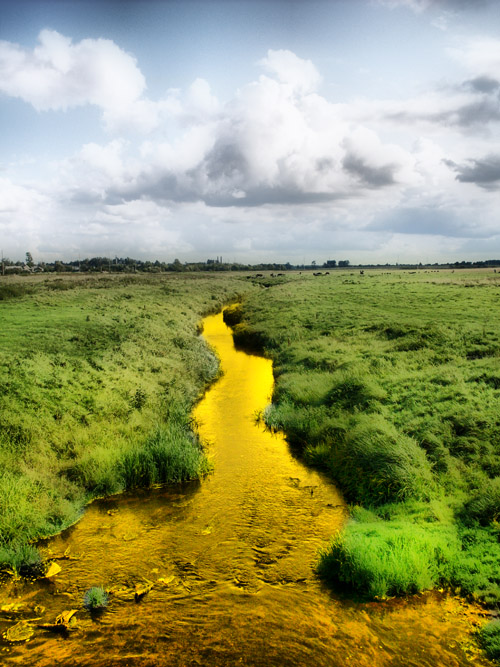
0, 29, 145, 113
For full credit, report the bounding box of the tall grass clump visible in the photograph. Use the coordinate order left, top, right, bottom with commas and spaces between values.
0, 543, 44, 577
317, 520, 458, 598
326, 369, 386, 411
120, 422, 210, 489
479, 621, 500, 660
460, 477, 500, 526
83, 586, 109, 611
329, 415, 433, 505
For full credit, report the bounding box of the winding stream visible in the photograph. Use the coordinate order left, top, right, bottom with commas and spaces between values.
0, 311, 493, 666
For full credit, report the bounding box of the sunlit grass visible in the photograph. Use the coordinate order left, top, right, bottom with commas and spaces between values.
0, 272, 253, 570
236, 268, 500, 604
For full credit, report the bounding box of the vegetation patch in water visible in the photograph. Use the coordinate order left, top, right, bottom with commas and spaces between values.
84, 586, 109, 611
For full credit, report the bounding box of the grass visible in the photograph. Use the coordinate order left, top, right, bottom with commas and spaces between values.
480, 621, 500, 660
0, 272, 255, 571
83, 586, 109, 611
233, 268, 500, 606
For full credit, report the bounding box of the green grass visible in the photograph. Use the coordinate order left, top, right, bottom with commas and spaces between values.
83, 586, 109, 611
317, 519, 458, 598
480, 621, 500, 660
233, 268, 500, 605
0, 272, 254, 571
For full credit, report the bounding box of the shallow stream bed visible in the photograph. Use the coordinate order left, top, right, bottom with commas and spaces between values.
0, 311, 493, 666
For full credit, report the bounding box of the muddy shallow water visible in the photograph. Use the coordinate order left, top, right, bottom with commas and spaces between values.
0, 311, 493, 666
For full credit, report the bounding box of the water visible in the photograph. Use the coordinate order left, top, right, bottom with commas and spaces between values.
0, 312, 493, 665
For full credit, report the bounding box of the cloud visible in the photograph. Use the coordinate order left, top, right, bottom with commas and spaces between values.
378, 0, 490, 12
448, 37, 500, 79
258, 49, 322, 95
3, 35, 500, 263
0, 30, 225, 134
369, 206, 493, 237
463, 76, 500, 94
447, 154, 500, 188
0, 178, 54, 257
91, 52, 418, 209
358, 39, 500, 131
341, 127, 415, 187
0, 29, 145, 113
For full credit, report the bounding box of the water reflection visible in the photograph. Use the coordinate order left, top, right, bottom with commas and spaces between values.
0, 311, 493, 666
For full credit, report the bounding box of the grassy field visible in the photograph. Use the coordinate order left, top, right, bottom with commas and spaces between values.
232, 268, 500, 605
0, 272, 252, 573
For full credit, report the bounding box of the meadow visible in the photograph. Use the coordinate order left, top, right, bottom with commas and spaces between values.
0, 272, 251, 573
3, 267, 500, 617
231, 268, 500, 606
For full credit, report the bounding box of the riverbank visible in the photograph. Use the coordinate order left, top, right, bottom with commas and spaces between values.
0, 308, 494, 667
0, 273, 254, 573
231, 269, 500, 607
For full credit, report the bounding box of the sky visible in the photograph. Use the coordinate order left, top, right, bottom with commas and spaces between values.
1, 0, 500, 265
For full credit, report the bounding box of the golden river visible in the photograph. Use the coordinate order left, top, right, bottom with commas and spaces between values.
0, 311, 493, 666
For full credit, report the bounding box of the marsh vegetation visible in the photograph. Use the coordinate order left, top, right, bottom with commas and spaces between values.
2, 268, 500, 611
233, 269, 500, 604
0, 272, 252, 572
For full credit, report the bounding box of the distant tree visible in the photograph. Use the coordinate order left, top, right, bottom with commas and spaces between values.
338, 260, 350, 267
25, 252, 34, 267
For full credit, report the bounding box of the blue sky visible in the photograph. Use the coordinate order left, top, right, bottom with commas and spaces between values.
1, 0, 500, 263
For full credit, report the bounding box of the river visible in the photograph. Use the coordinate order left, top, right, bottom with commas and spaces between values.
0, 311, 493, 666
